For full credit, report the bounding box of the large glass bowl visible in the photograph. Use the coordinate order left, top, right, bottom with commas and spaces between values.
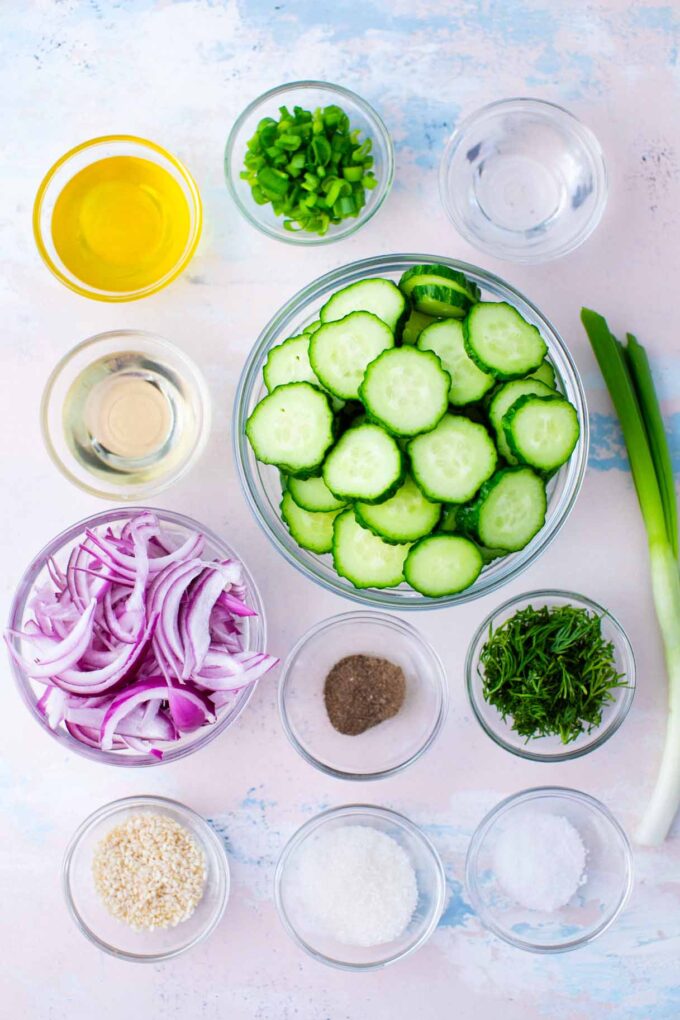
6, 508, 267, 766
233, 254, 589, 609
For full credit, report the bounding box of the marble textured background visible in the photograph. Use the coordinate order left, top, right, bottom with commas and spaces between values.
1, 1, 679, 1017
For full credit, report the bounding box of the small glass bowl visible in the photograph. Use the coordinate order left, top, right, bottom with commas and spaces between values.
439, 98, 607, 263
40, 330, 211, 501
6, 507, 266, 767
33, 135, 202, 301
465, 787, 633, 953
224, 81, 394, 245
466, 590, 635, 762
279, 612, 447, 780
63, 795, 229, 961
275, 805, 446, 970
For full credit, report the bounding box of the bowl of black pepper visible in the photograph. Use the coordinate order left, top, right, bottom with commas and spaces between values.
278, 611, 448, 780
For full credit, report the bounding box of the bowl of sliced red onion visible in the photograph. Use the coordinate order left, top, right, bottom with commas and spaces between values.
5, 508, 278, 765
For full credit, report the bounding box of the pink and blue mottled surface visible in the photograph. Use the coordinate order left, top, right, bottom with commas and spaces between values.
1, 1, 679, 1017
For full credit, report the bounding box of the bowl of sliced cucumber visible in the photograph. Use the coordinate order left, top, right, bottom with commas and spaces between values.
233, 255, 588, 608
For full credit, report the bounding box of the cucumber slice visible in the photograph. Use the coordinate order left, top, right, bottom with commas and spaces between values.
417, 319, 494, 406
528, 359, 556, 388
464, 302, 547, 379
280, 491, 342, 554
320, 278, 406, 331
355, 475, 441, 544
263, 334, 318, 392
465, 467, 547, 551
488, 378, 556, 462
401, 309, 436, 345
359, 347, 450, 436
503, 394, 580, 472
332, 509, 410, 588
302, 319, 321, 336
246, 382, 334, 475
408, 414, 497, 503
399, 264, 478, 304
411, 283, 471, 319
322, 423, 404, 503
404, 535, 483, 596
309, 311, 394, 400
287, 474, 348, 512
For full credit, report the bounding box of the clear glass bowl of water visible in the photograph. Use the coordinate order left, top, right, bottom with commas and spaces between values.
439, 98, 607, 263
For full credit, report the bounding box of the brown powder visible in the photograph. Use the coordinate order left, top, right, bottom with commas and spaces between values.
323, 654, 406, 735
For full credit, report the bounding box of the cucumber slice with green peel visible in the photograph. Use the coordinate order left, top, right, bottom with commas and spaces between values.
302, 319, 321, 336
322, 423, 404, 503
463, 466, 547, 552
332, 509, 410, 589
263, 334, 318, 391
488, 378, 556, 463
411, 283, 471, 319
503, 394, 580, 472
355, 475, 442, 544
309, 311, 395, 400
408, 414, 497, 503
464, 302, 547, 379
280, 491, 343, 553
359, 347, 450, 436
438, 504, 459, 533
401, 309, 436, 345
437, 506, 507, 563
399, 264, 478, 304
528, 359, 556, 389
246, 382, 335, 476
404, 534, 483, 596
287, 474, 348, 512
320, 278, 406, 331
417, 319, 495, 406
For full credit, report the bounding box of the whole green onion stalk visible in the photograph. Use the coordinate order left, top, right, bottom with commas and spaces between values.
582, 309, 680, 845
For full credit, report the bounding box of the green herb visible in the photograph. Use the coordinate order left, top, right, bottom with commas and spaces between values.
480, 603, 627, 744
240, 104, 378, 236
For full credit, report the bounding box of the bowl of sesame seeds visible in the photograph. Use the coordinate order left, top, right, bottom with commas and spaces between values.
62, 795, 229, 961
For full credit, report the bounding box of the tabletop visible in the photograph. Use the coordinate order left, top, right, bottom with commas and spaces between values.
1, 1, 679, 1018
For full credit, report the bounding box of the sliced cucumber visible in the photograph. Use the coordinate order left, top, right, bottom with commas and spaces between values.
355, 475, 441, 544
332, 509, 410, 589
309, 311, 394, 400
464, 302, 547, 379
322, 423, 404, 503
411, 283, 471, 319
246, 382, 334, 475
408, 414, 497, 503
302, 319, 321, 336
463, 466, 547, 552
404, 534, 483, 596
528, 359, 556, 389
263, 334, 318, 392
320, 278, 406, 331
287, 474, 348, 512
399, 264, 478, 304
417, 319, 494, 406
488, 378, 556, 463
280, 491, 342, 554
401, 309, 436, 345
503, 394, 580, 472
359, 347, 450, 436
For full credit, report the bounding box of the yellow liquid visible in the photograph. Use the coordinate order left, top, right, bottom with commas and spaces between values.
51, 156, 192, 292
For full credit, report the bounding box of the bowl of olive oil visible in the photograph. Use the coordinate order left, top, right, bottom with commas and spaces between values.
41, 331, 210, 500
33, 135, 202, 301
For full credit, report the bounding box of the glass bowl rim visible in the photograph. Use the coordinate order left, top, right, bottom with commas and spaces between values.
465, 588, 636, 762
32, 133, 203, 301
464, 785, 634, 953
224, 79, 395, 246
274, 802, 447, 971
62, 794, 230, 962
39, 328, 212, 501
278, 610, 449, 781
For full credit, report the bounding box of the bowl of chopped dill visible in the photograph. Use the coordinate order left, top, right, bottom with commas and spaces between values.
465, 590, 635, 761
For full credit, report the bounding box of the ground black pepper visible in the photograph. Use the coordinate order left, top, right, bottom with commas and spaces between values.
323, 654, 406, 735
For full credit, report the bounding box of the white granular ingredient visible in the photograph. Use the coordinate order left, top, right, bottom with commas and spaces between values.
291, 824, 418, 947
92, 812, 207, 931
492, 810, 587, 912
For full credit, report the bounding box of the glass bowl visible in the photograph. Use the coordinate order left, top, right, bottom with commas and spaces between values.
33, 134, 202, 301
40, 330, 211, 501
6, 507, 266, 766
465, 787, 633, 952
466, 590, 636, 761
279, 612, 447, 780
439, 98, 607, 263
274, 804, 446, 970
224, 81, 394, 245
63, 795, 229, 961
233, 253, 589, 610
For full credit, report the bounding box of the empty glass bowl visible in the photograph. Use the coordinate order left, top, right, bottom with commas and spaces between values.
439, 98, 607, 263
279, 612, 447, 780
466, 590, 636, 761
275, 805, 446, 970
465, 787, 633, 952
225, 81, 394, 244
63, 796, 229, 961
